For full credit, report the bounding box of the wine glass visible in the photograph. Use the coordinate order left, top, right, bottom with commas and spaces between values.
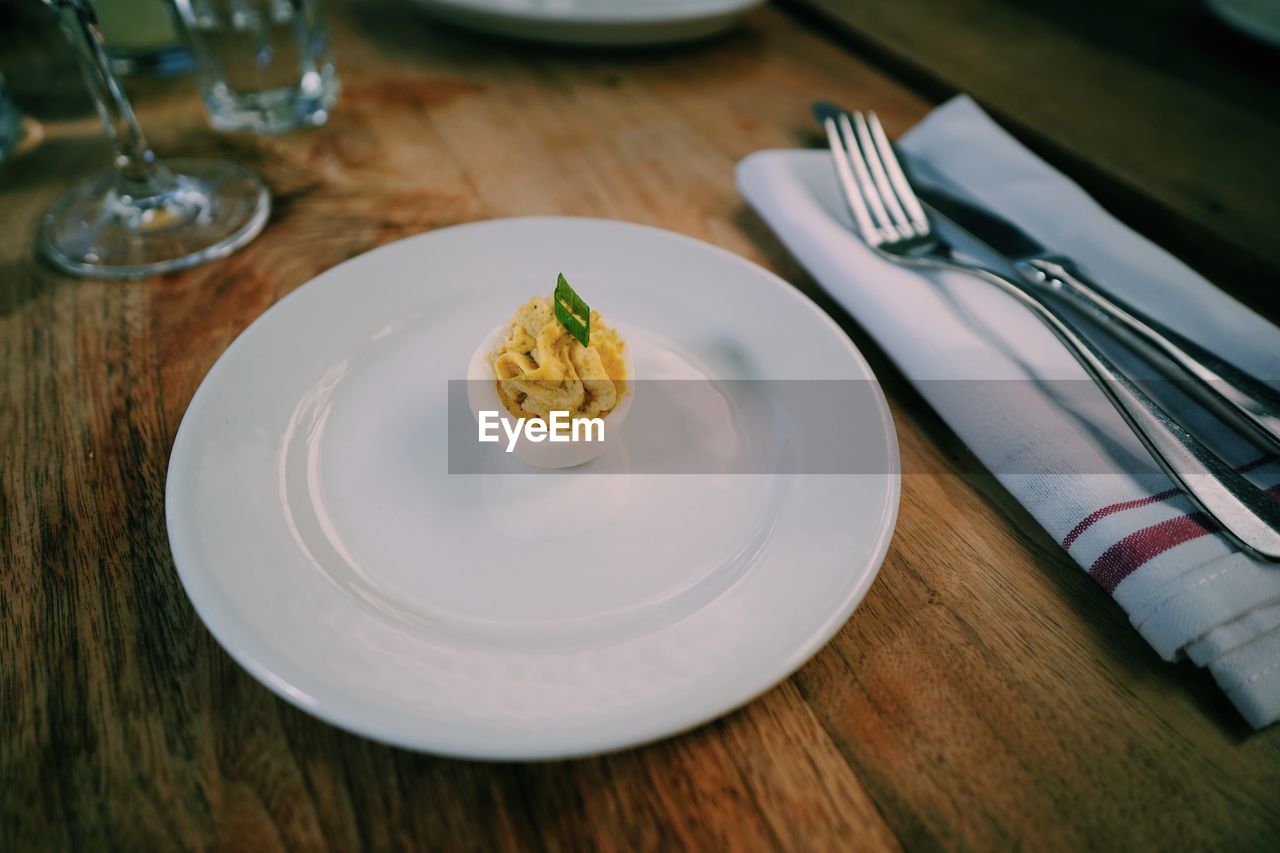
38, 0, 270, 279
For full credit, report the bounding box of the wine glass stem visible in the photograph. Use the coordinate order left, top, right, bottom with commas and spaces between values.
53, 0, 171, 194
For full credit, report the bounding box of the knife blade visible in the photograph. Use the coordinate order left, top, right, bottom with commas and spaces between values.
913, 185, 1280, 453
912, 186, 1046, 263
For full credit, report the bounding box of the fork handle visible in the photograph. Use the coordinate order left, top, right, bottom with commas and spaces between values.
1020, 257, 1280, 456
944, 261, 1280, 560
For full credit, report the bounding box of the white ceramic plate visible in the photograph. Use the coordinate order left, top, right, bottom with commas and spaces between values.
1206, 0, 1280, 48
166, 217, 899, 759
406, 0, 764, 46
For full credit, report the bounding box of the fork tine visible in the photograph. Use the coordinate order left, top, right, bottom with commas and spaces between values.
866, 111, 929, 235
853, 112, 913, 239
822, 116, 880, 245
836, 113, 895, 241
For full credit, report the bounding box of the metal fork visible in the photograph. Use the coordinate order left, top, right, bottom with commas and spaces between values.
821, 108, 1280, 561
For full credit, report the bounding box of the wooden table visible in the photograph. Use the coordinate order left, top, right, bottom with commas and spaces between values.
3, 0, 1278, 848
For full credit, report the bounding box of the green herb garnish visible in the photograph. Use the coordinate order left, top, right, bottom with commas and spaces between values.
554, 272, 590, 347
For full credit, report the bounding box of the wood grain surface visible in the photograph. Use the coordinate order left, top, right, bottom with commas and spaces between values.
2, 0, 1278, 849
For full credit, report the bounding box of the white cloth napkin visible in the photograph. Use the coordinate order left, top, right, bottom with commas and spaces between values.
736, 95, 1280, 728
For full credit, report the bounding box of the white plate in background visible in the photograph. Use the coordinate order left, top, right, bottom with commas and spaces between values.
166, 217, 899, 759
407, 0, 764, 46
1206, 0, 1280, 48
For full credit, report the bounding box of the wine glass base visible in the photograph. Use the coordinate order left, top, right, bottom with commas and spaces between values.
38, 158, 270, 279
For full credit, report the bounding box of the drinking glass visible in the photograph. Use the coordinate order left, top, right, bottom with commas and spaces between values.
96, 0, 192, 76
38, 0, 270, 278
170, 0, 339, 134
0, 75, 22, 162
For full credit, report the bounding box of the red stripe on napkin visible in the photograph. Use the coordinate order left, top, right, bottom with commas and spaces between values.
1061, 455, 1277, 552
1089, 512, 1215, 593
1088, 482, 1280, 593
1061, 489, 1181, 550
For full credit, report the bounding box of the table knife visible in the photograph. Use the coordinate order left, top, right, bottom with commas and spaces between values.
914, 185, 1280, 455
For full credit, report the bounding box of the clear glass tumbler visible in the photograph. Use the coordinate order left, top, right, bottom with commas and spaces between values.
96, 0, 192, 76
170, 0, 339, 134
0, 75, 22, 162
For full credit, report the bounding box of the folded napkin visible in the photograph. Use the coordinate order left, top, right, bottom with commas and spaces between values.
737, 96, 1280, 728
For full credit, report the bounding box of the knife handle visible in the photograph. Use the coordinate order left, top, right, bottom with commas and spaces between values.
1020, 257, 1280, 457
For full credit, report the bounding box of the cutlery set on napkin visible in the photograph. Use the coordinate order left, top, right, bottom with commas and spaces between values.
738, 96, 1280, 728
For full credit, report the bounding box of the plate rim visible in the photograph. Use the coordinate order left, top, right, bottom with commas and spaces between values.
1205, 0, 1280, 47
407, 0, 766, 27
165, 215, 901, 759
